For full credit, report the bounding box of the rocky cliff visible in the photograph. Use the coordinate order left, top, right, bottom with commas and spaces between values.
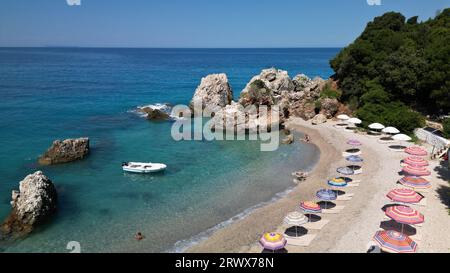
38, 137, 89, 165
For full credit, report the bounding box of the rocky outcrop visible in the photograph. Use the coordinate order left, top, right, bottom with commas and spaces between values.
311, 113, 327, 125
38, 138, 89, 165
190, 73, 233, 111
1, 171, 57, 236
239, 68, 294, 106
319, 98, 339, 118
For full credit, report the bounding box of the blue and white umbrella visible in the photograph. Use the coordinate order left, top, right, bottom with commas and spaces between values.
316, 189, 337, 209
337, 167, 354, 175
345, 155, 364, 163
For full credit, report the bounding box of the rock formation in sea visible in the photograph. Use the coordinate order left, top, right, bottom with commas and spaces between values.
187, 68, 345, 132
190, 73, 233, 111
38, 137, 89, 165
139, 105, 171, 120
1, 171, 57, 237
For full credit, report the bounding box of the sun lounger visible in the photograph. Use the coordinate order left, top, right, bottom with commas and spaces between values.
303, 219, 330, 230
347, 182, 360, 187
322, 205, 345, 214
337, 194, 354, 201
286, 234, 317, 247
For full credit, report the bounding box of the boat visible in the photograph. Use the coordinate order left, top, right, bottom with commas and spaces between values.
122, 162, 167, 173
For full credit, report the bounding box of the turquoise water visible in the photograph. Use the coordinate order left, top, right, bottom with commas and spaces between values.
0, 48, 338, 252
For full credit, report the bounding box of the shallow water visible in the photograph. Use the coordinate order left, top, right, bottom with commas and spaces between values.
0, 48, 337, 252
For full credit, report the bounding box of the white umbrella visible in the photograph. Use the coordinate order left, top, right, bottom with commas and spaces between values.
348, 118, 362, 124
337, 114, 350, 121
283, 211, 308, 237
368, 123, 385, 130
382, 127, 400, 134
393, 134, 412, 141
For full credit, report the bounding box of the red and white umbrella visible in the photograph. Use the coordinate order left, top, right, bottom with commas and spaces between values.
404, 146, 427, 156
403, 156, 429, 167
387, 188, 423, 204
373, 230, 417, 253
402, 165, 431, 176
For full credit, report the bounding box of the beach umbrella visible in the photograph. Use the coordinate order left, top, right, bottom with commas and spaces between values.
348, 118, 362, 125
259, 232, 287, 251
316, 189, 337, 210
337, 167, 354, 175
402, 165, 431, 176
283, 211, 308, 237
387, 188, 423, 204
405, 146, 427, 156
382, 127, 400, 134
373, 230, 417, 253
403, 156, 429, 167
337, 114, 350, 121
368, 123, 385, 130
385, 205, 424, 227
398, 176, 431, 190
346, 155, 363, 163
347, 139, 362, 146
393, 134, 412, 141
299, 201, 322, 214
328, 177, 348, 189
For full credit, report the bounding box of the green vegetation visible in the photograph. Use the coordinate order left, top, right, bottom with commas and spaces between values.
320, 83, 342, 99
443, 118, 450, 138
330, 9, 450, 134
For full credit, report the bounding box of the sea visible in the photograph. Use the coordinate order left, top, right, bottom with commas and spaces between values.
0, 48, 339, 252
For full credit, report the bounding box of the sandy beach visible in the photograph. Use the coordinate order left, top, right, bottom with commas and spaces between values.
188, 117, 450, 253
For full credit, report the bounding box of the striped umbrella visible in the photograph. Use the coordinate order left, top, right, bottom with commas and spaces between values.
347, 139, 362, 146
259, 232, 287, 251
387, 188, 423, 204
283, 211, 308, 237
402, 165, 431, 176
346, 155, 364, 163
385, 205, 424, 228
328, 177, 348, 187
337, 167, 354, 175
398, 176, 431, 190
316, 189, 337, 210
300, 201, 322, 214
373, 230, 417, 253
403, 156, 428, 167
405, 146, 427, 156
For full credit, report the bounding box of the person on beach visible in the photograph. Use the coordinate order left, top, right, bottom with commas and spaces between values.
303, 134, 311, 143
134, 232, 145, 241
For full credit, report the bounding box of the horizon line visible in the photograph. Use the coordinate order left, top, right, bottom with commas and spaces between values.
0, 46, 344, 49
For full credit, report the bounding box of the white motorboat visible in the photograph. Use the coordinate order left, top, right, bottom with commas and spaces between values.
122, 162, 167, 173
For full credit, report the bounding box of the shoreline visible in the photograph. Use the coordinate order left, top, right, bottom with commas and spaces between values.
187, 118, 339, 252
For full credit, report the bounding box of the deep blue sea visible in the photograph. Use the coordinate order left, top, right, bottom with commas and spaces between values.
0, 48, 339, 252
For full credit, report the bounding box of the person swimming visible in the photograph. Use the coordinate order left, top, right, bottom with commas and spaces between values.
135, 232, 145, 241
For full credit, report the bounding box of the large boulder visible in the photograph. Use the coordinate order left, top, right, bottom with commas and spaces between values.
319, 98, 339, 118
190, 73, 233, 111
1, 171, 57, 236
139, 106, 171, 120
239, 68, 294, 106
289, 101, 317, 120
311, 113, 327, 125
38, 138, 89, 165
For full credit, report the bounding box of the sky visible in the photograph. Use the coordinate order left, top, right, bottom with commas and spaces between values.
0, 0, 448, 48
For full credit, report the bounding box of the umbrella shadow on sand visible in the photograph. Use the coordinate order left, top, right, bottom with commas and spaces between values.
305, 214, 322, 222
261, 248, 288, 253
317, 201, 336, 209
332, 189, 346, 196
379, 220, 417, 236
284, 226, 308, 237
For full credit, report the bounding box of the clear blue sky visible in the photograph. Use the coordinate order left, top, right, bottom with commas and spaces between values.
0, 0, 448, 47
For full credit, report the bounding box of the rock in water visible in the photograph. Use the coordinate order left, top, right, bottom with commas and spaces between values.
1, 171, 57, 236
38, 137, 89, 165
311, 113, 327, 125
282, 134, 294, 144
190, 73, 233, 111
